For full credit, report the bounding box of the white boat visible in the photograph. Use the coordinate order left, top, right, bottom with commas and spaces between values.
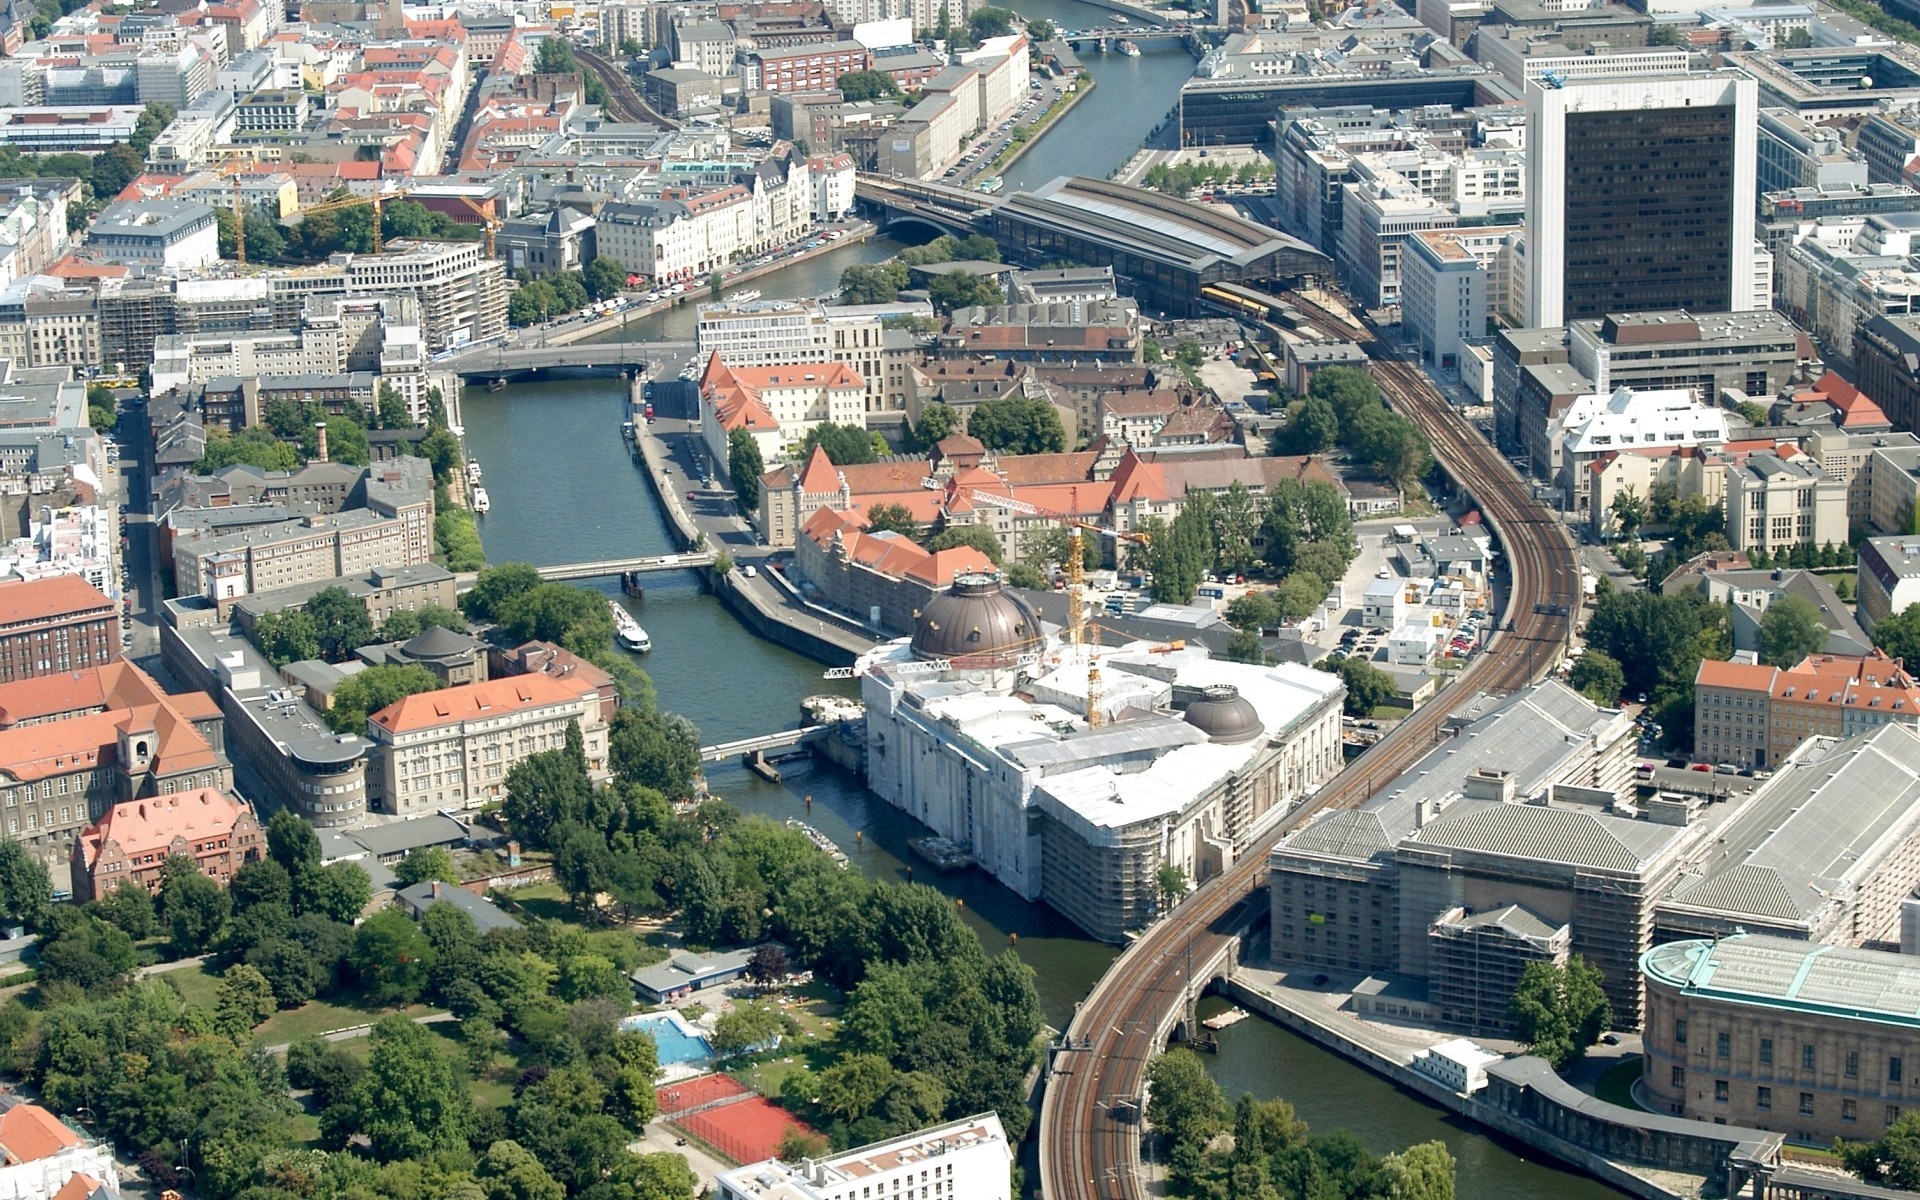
1119, 38, 1141, 54
728, 288, 763, 303
611, 600, 651, 652
1111, 11, 1129, 20
467, 459, 482, 483
471, 486, 490, 514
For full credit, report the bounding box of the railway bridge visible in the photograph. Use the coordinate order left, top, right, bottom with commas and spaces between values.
1037, 289, 1580, 1200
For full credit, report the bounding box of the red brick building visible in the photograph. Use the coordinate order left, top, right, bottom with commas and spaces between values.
72, 789, 262, 901
0, 576, 118, 683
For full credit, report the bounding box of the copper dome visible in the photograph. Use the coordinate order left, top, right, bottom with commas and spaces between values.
910, 573, 1044, 664
1183, 684, 1264, 744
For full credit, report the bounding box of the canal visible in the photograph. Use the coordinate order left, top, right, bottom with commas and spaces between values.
463, 31, 1630, 1191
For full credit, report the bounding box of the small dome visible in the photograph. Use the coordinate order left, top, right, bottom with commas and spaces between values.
1184, 684, 1264, 744
910, 573, 1044, 665
403, 625, 477, 661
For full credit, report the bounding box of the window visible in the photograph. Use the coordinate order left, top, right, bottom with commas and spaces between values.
1757, 1086, 1772, 1110
1845, 1099, 1859, 1123
1760, 1038, 1773, 1065
1893, 1058, 1905, 1085
1675, 1019, 1688, 1046
1715, 1079, 1729, 1103
1718, 1031, 1731, 1058
1672, 1066, 1686, 1089
1800, 1092, 1816, 1117
1893, 1107, 1904, 1127
1803, 1044, 1817, 1071
1849, 1051, 1861, 1079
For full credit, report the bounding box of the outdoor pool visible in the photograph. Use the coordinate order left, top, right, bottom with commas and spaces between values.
623, 1011, 714, 1066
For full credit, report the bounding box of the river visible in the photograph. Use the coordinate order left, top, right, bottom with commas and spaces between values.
462, 31, 1628, 1193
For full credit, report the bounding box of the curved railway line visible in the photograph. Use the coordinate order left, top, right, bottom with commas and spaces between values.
1037, 291, 1580, 1200
576, 46, 681, 130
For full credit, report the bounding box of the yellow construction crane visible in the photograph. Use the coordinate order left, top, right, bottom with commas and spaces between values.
964, 487, 1150, 728
297, 187, 414, 254
213, 156, 260, 263
453, 194, 504, 258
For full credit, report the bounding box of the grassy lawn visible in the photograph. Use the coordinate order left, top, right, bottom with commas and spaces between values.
495, 880, 573, 924
159, 964, 223, 1008
256, 995, 437, 1046
1595, 1057, 1647, 1112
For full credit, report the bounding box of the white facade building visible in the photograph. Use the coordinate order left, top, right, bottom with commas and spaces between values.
715, 1115, 1011, 1200
1552, 387, 1731, 507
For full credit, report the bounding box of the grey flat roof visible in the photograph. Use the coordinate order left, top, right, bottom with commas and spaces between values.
1645, 934, 1920, 1030
397, 881, 519, 933
993, 176, 1330, 275
1659, 724, 1920, 931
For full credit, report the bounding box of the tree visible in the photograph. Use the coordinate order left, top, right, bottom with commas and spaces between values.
966, 395, 1067, 455
1145, 1048, 1230, 1148
269, 809, 321, 876
1609, 486, 1647, 540
380, 605, 466, 642
863, 503, 919, 539
350, 909, 434, 1005
1506, 956, 1612, 1070
925, 524, 1003, 564
245, 937, 324, 1008
97, 876, 156, 939
968, 4, 1014, 39
838, 261, 908, 304
584, 256, 626, 302
159, 854, 231, 955
215, 963, 277, 1037
354, 1014, 475, 1160
608, 709, 701, 799
926, 272, 1005, 313
33, 909, 136, 991
747, 943, 790, 989
0, 841, 50, 930
553, 825, 613, 914
420, 427, 462, 483
252, 609, 321, 667
1841, 1111, 1920, 1190
729, 428, 764, 510
1315, 655, 1396, 716
1757, 594, 1827, 667
90, 143, 143, 199
373, 384, 413, 431
305, 586, 376, 662
798, 421, 879, 465
195, 425, 299, 473
1028, 16, 1056, 39
909, 403, 961, 451
394, 847, 458, 886
1569, 649, 1626, 706
712, 1000, 787, 1058
1380, 1141, 1456, 1200
307, 861, 374, 924
1876, 604, 1920, 664
302, 415, 370, 466
477, 1139, 565, 1200
1155, 862, 1186, 913
1226, 591, 1281, 633
836, 69, 902, 101
325, 664, 443, 734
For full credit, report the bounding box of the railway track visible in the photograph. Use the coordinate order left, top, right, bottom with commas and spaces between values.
576, 46, 680, 130
1037, 290, 1579, 1200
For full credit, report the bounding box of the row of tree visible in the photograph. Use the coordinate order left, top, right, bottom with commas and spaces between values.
1140, 479, 1356, 606
1141, 158, 1276, 198
1146, 1047, 1457, 1200
507, 259, 630, 327
1274, 366, 1431, 492
193, 386, 459, 477
837, 234, 1002, 305
1580, 584, 1731, 749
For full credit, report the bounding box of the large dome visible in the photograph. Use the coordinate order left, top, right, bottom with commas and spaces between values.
1183, 685, 1264, 744
911, 573, 1044, 664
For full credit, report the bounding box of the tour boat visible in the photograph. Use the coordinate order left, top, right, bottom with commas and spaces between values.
728, 288, 763, 304
1111, 11, 1129, 20
471, 486, 490, 514
1119, 38, 1141, 54
611, 600, 651, 652
976, 176, 1005, 194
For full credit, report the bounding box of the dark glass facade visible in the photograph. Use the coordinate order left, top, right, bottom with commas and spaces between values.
1561, 105, 1738, 320
1178, 77, 1491, 147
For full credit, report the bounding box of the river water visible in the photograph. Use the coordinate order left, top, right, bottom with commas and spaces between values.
463, 29, 1628, 1194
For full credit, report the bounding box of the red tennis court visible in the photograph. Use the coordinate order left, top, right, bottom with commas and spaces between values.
655, 1073, 750, 1116
675, 1096, 817, 1164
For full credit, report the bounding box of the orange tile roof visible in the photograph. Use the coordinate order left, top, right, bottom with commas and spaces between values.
0, 662, 220, 778
368, 673, 592, 734
49, 1173, 101, 1200
797, 446, 842, 495
76, 788, 253, 872
1695, 658, 1777, 691
0, 1105, 80, 1165
0, 575, 114, 626
799, 509, 993, 586
700, 354, 778, 434
726, 362, 865, 392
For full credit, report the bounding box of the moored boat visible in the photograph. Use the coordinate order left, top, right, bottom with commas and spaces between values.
610, 600, 651, 652
471, 486, 490, 513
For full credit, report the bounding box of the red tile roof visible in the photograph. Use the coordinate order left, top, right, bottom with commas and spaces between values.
0, 575, 114, 626
76, 788, 253, 873
369, 673, 593, 734
0, 1105, 80, 1165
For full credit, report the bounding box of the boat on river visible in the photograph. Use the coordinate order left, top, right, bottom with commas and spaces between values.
787, 819, 849, 866
471, 487, 490, 514
728, 289, 763, 304
907, 835, 977, 872
1118, 38, 1141, 54
611, 600, 651, 652
976, 176, 1004, 194
467, 460, 482, 484
1202, 1006, 1250, 1031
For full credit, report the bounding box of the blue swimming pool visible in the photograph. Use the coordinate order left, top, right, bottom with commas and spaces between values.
623, 1012, 714, 1066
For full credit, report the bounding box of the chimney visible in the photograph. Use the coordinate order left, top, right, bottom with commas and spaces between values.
314, 421, 329, 463
431, 880, 442, 898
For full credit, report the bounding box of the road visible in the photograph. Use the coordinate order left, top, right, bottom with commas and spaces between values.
942, 76, 1067, 188
117, 403, 163, 664
1036, 294, 1580, 1200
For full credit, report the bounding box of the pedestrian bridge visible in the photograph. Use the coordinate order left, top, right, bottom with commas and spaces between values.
699, 726, 828, 762
534, 552, 717, 581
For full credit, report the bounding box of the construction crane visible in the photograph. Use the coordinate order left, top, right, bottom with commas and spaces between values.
965, 487, 1149, 728
296, 187, 415, 254
213, 156, 260, 263
453, 194, 504, 258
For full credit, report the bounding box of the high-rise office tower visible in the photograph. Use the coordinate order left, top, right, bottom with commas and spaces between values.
1524, 70, 1759, 329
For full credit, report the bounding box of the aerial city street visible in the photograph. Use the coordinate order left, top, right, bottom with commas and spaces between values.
5, 0, 1920, 1197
